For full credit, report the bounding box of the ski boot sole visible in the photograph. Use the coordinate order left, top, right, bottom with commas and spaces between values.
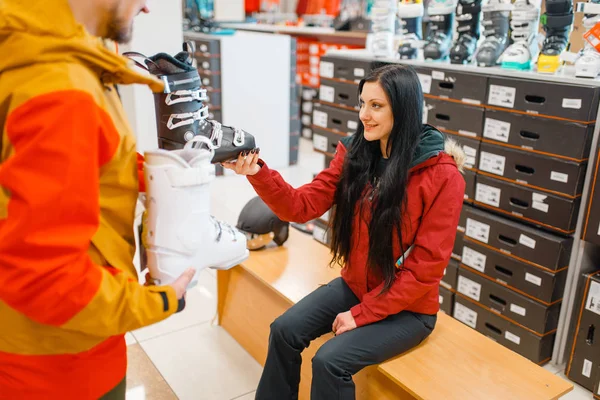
537, 54, 562, 73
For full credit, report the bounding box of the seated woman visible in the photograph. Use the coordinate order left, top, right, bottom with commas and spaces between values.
223, 64, 466, 400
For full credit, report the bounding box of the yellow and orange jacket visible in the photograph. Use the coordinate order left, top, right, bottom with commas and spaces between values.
0, 1, 180, 398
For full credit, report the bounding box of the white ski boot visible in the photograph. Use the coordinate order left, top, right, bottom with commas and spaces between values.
501, 0, 542, 70
575, 1, 600, 78
142, 136, 249, 288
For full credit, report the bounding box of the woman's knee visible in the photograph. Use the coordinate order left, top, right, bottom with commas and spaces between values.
312, 342, 342, 374
269, 313, 301, 347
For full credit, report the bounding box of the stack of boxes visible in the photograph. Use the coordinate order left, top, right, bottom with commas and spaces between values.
314, 52, 600, 366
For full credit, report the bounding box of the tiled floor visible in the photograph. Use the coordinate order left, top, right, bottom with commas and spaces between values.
125, 138, 591, 399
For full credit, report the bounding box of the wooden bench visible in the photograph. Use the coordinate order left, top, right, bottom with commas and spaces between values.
216, 228, 574, 400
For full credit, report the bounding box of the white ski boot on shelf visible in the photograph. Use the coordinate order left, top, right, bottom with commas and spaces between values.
142, 136, 249, 288
500, 0, 541, 70
575, 1, 600, 78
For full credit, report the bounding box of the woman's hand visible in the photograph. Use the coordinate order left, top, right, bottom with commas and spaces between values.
332, 311, 357, 335
221, 149, 261, 176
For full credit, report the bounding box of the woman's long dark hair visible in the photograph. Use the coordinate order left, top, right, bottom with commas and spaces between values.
329, 64, 424, 294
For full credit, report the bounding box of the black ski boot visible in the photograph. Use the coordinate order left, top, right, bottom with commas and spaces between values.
423, 0, 456, 61
124, 43, 256, 164
474, 0, 513, 66
397, 1, 425, 60
537, 0, 574, 73
450, 0, 483, 64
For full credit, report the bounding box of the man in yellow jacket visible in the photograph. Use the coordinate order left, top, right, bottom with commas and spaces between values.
0, 0, 196, 398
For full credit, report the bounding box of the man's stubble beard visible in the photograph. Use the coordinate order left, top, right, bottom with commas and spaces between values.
105, 18, 134, 44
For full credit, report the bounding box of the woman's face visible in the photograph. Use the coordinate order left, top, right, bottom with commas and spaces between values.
359, 81, 393, 143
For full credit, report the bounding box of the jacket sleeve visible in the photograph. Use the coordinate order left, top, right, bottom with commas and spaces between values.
350, 165, 465, 327
246, 142, 347, 223
0, 90, 179, 337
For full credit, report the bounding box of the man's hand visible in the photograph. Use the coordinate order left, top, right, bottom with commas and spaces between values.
170, 268, 196, 299
332, 311, 357, 336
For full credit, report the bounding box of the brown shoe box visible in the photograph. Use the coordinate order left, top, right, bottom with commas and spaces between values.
426, 69, 489, 105
313, 218, 331, 247
486, 76, 600, 122
460, 239, 568, 305
319, 78, 359, 110
312, 102, 359, 136
454, 295, 555, 364
312, 127, 345, 155
457, 265, 561, 335
319, 55, 375, 82
453, 231, 465, 261
424, 97, 484, 138
464, 206, 573, 271
195, 54, 221, 72
457, 203, 473, 234
464, 169, 476, 202
442, 258, 459, 290
439, 285, 455, 315
483, 108, 594, 161
479, 142, 587, 198
584, 144, 600, 247
474, 174, 581, 234
566, 272, 600, 392
448, 134, 481, 171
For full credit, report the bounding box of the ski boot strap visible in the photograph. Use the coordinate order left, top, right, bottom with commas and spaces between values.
158, 70, 202, 94
542, 12, 574, 29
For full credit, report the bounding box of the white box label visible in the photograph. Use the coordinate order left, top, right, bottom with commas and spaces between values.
454, 302, 478, 329
532, 193, 547, 202
312, 225, 327, 243
510, 304, 527, 317
562, 98, 582, 109
476, 183, 502, 208
525, 273, 542, 287
313, 110, 328, 128
583, 359, 593, 378
462, 246, 487, 273
488, 85, 516, 108
532, 201, 550, 213
417, 74, 432, 94
484, 118, 511, 143
505, 331, 521, 345
432, 70, 445, 80
519, 234, 536, 249
466, 218, 491, 243
319, 61, 334, 78
458, 276, 482, 301
463, 145, 477, 157
585, 281, 600, 316
479, 152, 506, 176
354, 68, 365, 78
319, 85, 335, 103
439, 295, 444, 304
458, 130, 478, 138
348, 120, 358, 130
551, 171, 569, 183
322, 209, 330, 221
312, 134, 328, 152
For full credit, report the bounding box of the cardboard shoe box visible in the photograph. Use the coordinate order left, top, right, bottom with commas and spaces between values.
439, 285, 455, 315
483, 108, 594, 161
319, 78, 359, 110
312, 102, 359, 136
450, 135, 481, 171
479, 142, 587, 198
567, 272, 600, 392
324, 154, 335, 169
424, 97, 484, 138
427, 69, 489, 105
464, 170, 476, 202
453, 295, 555, 364
461, 239, 568, 305
474, 174, 581, 234
584, 144, 600, 247
313, 218, 331, 247
319, 55, 375, 82
195, 54, 221, 72
486, 76, 600, 122
464, 206, 573, 271
442, 258, 459, 289
453, 231, 465, 261
457, 266, 561, 335
457, 203, 473, 234
312, 127, 344, 155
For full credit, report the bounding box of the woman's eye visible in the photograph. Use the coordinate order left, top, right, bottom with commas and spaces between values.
372, 103, 381, 108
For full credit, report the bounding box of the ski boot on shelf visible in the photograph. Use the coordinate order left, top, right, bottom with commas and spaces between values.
423, 0, 456, 61
142, 136, 249, 288
474, 0, 513, 66
500, 0, 541, 70
575, 0, 600, 78
397, 0, 425, 59
124, 42, 256, 164
537, 0, 574, 73
449, 0, 483, 64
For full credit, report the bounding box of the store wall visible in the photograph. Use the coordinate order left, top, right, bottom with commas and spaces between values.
119, 0, 183, 154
